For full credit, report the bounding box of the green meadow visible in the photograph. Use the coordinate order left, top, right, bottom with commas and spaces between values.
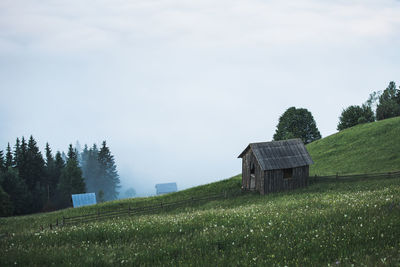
1, 117, 400, 266
307, 116, 400, 176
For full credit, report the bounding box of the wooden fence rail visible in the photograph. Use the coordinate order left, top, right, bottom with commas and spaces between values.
308, 170, 400, 184
60, 191, 241, 226
45, 170, 400, 229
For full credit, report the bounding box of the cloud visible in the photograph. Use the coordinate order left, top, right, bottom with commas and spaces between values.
1, 0, 400, 54
1, 0, 399, 195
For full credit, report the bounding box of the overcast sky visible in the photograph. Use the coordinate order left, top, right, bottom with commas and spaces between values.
1, 0, 399, 196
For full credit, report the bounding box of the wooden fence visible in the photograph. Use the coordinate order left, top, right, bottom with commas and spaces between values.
308, 170, 400, 184
45, 170, 400, 229
56, 190, 242, 227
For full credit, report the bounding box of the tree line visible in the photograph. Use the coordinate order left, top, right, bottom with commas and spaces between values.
337, 81, 400, 131
0, 136, 120, 216
272, 80, 399, 144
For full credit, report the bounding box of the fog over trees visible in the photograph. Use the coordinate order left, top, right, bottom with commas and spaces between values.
0, 136, 121, 216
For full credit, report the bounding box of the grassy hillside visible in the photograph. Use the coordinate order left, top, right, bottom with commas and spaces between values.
307, 116, 400, 176
1, 175, 400, 266
1, 117, 400, 265
0, 175, 242, 234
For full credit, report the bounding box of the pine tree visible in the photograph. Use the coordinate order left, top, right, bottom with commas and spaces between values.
12, 138, 20, 168
81, 144, 100, 195
44, 143, 56, 201
16, 137, 28, 184
0, 185, 14, 216
54, 151, 65, 185
0, 168, 31, 215
58, 145, 85, 207
24, 136, 45, 191
24, 136, 46, 212
98, 141, 120, 201
5, 143, 13, 169
0, 150, 5, 173
53, 151, 65, 208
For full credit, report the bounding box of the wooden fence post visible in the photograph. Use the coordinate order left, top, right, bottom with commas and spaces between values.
62, 216, 65, 226
56, 218, 58, 226
224, 190, 227, 198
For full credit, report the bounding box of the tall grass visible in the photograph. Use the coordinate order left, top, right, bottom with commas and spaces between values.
307, 116, 400, 175
1, 176, 399, 266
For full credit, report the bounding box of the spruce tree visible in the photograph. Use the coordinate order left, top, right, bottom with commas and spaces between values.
58, 145, 85, 207
0, 185, 14, 216
98, 141, 120, 201
0, 150, 5, 173
24, 136, 46, 212
5, 143, 13, 169
53, 151, 65, 208
12, 138, 20, 168
54, 151, 65, 185
17, 137, 28, 184
81, 144, 100, 195
24, 136, 45, 191
44, 143, 56, 201
0, 168, 31, 215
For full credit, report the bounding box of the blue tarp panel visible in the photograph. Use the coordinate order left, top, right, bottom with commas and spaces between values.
72, 193, 97, 208
155, 183, 177, 195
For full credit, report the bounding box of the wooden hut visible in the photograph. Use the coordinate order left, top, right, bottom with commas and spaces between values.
238, 139, 313, 195
155, 182, 178, 195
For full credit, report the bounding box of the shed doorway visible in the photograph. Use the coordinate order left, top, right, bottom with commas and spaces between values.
250, 162, 256, 190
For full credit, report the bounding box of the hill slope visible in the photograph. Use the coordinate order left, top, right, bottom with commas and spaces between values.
307, 116, 400, 175
1, 175, 399, 266
1, 118, 400, 265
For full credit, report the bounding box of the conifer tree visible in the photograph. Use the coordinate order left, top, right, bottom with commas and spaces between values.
98, 141, 120, 201
0, 168, 31, 215
5, 143, 13, 169
54, 151, 65, 184
0, 150, 5, 173
24, 136, 45, 191
12, 138, 20, 168
23, 136, 46, 212
81, 144, 99, 195
0, 185, 13, 216
58, 145, 85, 207
16, 137, 28, 184
53, 151, 65, 208
44, 143, 56, 201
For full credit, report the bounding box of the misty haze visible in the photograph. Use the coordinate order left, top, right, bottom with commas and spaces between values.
1, 0, 400, 265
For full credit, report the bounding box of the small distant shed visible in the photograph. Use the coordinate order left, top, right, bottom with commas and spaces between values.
155, 182, 178, 195
238, 139, 313, 195
71, 193, 97, 208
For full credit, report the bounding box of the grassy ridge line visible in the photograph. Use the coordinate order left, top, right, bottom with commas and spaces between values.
307, 116, 400, 176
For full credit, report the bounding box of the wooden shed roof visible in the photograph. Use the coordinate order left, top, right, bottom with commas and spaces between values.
238, 139, 313, 171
